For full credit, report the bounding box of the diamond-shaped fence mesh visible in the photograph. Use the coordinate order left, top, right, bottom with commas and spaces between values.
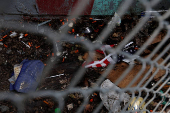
0, 0, 170, 113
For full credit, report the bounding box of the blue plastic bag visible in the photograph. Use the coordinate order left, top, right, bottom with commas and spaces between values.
10, 59, 44, 93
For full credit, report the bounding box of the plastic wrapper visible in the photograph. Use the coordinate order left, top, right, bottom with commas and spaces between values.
9, 59, 44, 93
108, 12, 121, 26
100, 79, 130, 113
14, 64, 22, 80
128, 97, 146, 113
8, 64, 22, 84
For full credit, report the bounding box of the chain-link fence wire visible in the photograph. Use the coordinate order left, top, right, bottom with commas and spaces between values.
0, 0, 170, 112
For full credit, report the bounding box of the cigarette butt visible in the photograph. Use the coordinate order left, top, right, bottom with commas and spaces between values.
90, 99, 93, 102
28, 42, 31, 47
135, 47, 138, 50
4, 44, 7, 48
93, 93, 97, 96
52, 53, 54, 56
24, 34, 28, 37
62, 57, 65, 62
43, 101, 49, 105
72, 29, 75, 33
75, 50, 79, 53
3, 35, 7, 38
36, 46, 40, 49
92, 21, 96, 23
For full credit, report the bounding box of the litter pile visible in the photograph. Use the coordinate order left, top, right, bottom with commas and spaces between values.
0, 15, 169, 113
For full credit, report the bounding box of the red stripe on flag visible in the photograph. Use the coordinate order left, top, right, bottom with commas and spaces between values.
110, 44, 115, 47
103, 59, 110, 65
96, 64, 102, 67
96, 50, 104, 54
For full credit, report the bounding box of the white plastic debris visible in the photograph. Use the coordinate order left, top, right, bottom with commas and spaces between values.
68, 22, 74, 27
14, 64, 22, 80
10, 31, 17, 38
46, 74, 64, 78
108, 12, 121, 26
100, 79, 130, 113
19, 33, 24, 38
128, 97, 146, 112
123, 41, 133, 49
78, 55, 83, 61
8, 76, 15, 85
21, 41, 30, 48
67, 103, 73, 110
8, 64, 22, 84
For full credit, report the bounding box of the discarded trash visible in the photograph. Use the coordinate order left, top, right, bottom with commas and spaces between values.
82, 54, 116, 68
128, 97, 146, 113
100, 79, 130, 113
10, 31, 17, 38
83, 42, 139, 68
78, 55, 84, 61
14, 64, 22, 80
9, 59, 44, 93
46, 74, 64, 78
21, 41, 30, 48
19, 33, 24, 39
67, 103, 73, 110
108, 12, 121, 27
68, 22, 74, 27
82, 27, 93, 34
8, 64, 22, 84
55, 108, 61, 113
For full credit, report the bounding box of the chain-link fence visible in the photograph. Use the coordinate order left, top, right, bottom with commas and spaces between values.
0, 0, 170, 113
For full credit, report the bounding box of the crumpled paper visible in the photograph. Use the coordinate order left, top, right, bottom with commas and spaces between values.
100, 79, 130, 113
